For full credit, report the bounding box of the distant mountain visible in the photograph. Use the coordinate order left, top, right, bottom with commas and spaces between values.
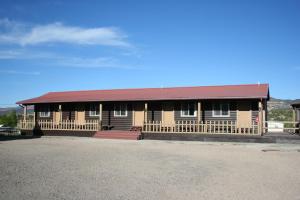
267, 97, 300, 110
0, 106, 33, 116
0, 107, 20, 116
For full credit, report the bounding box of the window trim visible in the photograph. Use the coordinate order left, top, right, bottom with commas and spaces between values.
89, 105, 99, 117
180, 103, 197, 117
114, 104, 128, 117
39, 106, 50, 118
212, 103, 230, 117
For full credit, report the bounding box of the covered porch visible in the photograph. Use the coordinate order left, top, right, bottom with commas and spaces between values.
17, 99, 267, 136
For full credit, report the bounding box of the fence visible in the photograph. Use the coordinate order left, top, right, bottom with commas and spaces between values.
143, 120, 260, 135
18, 120, 100, 131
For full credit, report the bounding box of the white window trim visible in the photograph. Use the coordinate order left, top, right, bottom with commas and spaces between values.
180, 103, 197, 117
89, 105, 99, 117
114, 104, 128, 117
212, 103, 230, 117
39, 106, 50, 118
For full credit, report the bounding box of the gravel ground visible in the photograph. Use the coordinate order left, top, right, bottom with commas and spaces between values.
0, 137, 300, 200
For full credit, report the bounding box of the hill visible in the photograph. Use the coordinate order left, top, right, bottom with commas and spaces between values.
267, 97, 298, 111
0, 107, 33, 116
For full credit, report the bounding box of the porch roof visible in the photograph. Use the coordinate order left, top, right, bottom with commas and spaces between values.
16, 83, 269, 105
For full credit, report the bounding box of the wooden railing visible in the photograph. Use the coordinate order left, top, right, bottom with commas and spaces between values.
18, 120, 100, 131
143, 120, 260, 135
18, 120, 35, 130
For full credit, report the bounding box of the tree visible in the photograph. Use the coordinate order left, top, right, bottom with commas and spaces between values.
0, 111, 17, 127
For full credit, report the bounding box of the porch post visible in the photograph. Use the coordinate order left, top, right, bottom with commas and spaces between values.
258, 100, 263, 135
292, 108, 296, 132
99, 103, 102, 130
144, 102, 148, 123
262, 101, 266, 133
33, 106, 35, 122
292, 108, 296, 122
33, 105, 37, 128
59, 104, 62, 122
197, 101, 201, 122
23, 105, 27, 121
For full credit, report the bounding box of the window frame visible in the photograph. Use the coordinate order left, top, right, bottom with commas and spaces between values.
89, 104, 99, 117
114, 104, 128, 117
180, 102, 197, 117
39, 106, 51, 118
212, 103, 230, 117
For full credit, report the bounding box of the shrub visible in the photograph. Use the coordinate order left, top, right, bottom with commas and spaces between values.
0, 111, 17, 127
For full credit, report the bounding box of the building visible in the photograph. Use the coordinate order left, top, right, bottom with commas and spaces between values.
17, 83, 269, 137
291, 102, 300, 122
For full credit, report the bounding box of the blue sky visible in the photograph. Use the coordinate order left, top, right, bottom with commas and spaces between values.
0, 0, 299, 106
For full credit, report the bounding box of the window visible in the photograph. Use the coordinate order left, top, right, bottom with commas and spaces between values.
212, 103, 230, 117
40, 106, 50, 117
89, 105, 99, 117
181, 103, 197, 117
114, 104, 127, 117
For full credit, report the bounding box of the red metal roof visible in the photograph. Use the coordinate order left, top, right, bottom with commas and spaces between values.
16, 83, 269, 105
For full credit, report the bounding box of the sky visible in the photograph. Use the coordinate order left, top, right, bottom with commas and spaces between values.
0, 0, 299, 106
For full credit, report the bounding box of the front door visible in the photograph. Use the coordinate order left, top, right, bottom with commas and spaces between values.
237, 101, 252, 128
133, 103, 144, 126
162, 102, 175, 126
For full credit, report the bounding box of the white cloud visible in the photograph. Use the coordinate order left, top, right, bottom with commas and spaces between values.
0, 70, 40, 75
0, 49, 57, 59
54, 56, 136, 69
0, 49, 137, 69
0, 50, 23, 59
55, 57, 118, 68
0, 19, 131, 47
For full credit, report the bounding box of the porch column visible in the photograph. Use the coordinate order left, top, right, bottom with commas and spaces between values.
292, 108, 296, 132
23, 105, 27, 121
59, 104, 62, 122
33, 105, 37, 128
258, 101, 263, 135
33, 107, 35, 122
99, 103, 103, 121
292, 108, 296, 122
99, 103, 102, 130
197, 101, 201, 122
144, 102, 148, 123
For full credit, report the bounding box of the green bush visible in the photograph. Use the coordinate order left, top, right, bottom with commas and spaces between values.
268, 108, 293, 121
0, 111, 17, 127
268, 109, 296, 129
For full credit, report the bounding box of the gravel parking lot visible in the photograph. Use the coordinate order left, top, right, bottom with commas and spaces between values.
0, 137, 300, 200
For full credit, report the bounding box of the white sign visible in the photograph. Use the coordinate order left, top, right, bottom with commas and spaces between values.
267, 121, 284, 132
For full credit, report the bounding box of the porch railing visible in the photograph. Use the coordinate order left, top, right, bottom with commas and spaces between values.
18, 120, 100, 131
143, 120, 260, 135
18, 120, 35, 130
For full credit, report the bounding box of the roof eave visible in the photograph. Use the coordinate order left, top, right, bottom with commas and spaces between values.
16, 96, 269, 105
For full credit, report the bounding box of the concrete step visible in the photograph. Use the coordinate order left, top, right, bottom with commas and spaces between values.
93, 130, 141, 140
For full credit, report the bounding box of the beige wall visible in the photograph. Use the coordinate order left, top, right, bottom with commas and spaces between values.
133, 103, 144, 126
236, 101, 252, 128
162, 102, 175, 125
75, 105, 85, 124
